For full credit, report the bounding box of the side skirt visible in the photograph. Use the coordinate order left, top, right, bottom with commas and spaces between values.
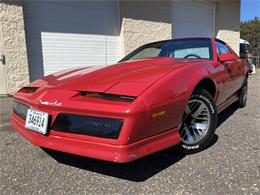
217, 93, 239, 113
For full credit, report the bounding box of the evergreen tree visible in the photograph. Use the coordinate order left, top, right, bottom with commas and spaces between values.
241, 17, 260, 56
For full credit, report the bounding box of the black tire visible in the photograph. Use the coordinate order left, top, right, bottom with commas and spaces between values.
179, 89, 218, 154
238, 77, 248, 108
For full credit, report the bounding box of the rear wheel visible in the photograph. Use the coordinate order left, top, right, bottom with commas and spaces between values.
179, 89, 217, 154
238, 77, 248, 108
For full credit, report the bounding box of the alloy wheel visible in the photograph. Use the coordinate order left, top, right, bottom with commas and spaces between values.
180, 99, 210, 145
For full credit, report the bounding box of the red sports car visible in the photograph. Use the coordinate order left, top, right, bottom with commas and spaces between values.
12, 38, 248, 163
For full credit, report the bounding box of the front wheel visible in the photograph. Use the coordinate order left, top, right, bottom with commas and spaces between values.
179, 89, 217, 154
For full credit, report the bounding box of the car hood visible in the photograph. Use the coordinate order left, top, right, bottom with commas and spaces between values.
29, 57, 190, 96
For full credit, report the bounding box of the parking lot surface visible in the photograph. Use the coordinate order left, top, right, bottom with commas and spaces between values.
0, 74, 259, 194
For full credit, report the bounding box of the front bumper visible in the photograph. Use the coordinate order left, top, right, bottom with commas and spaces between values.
12, 113, 180, 163
12, 87, 180, 163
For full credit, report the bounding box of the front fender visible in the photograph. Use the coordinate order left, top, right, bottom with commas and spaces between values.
139, 65, 216, 136
139, 66, 207, 133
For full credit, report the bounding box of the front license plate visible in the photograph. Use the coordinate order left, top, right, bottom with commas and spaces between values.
25, 109, 49, 135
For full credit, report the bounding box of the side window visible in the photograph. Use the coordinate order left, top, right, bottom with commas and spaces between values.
128, 48, 162, 60
216, 41, 231, 57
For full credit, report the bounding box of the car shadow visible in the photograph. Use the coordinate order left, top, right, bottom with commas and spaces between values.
217, 102, 239, 128
42, 133, 218, 182
42, 147, 184, 182
42, 103, 238, 182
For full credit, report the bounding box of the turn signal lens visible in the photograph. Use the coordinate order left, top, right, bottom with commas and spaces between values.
85, 92, 101, 98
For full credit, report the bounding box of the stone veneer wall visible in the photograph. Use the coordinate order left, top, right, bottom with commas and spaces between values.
119, 0, 172, 56
0, 2, 29, 94
215, 0, 240, 55
216, 30, 240, 55
120, 18, 172, 55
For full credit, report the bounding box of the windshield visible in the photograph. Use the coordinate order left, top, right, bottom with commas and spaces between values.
121, 38, 213, 61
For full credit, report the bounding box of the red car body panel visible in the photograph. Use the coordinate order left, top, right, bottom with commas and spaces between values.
11, 38, 248, 162
29, 58, 181, 96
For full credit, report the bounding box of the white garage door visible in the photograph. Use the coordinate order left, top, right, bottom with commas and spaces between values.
172, 0, 215, 38
23, 1, 121, 81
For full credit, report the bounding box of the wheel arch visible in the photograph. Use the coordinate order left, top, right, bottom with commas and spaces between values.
192, 78, 217, 99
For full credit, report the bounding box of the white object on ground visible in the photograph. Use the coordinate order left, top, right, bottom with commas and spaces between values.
250, 64, 256, 74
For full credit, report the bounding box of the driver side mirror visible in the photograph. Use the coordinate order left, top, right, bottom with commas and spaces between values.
219, 53, 237, 62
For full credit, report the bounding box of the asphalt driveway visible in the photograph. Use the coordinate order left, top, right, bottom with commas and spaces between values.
0, 74, 259, 194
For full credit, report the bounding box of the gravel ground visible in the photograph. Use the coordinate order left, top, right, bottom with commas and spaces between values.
0, 74, 259, 194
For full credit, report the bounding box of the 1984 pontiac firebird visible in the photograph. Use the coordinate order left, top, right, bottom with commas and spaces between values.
12, 38, 248, 163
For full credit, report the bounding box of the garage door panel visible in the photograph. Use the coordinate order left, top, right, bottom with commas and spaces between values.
30, 74, 43, 82
27, 56, 44, 81
44, 1, 116, 12
172, 0, 214, 38
24, 2, 119, 35
25, 13, 107, 28
172, 12, 213, 23
173, 17, 212, 26
25, 20, 118, 37
30, 20, 119, 35
173, 2, 213, 13
24, 1, 121, 81
107, 37, 121, 64
24, 2, 113, 20
41, 32, 108, 75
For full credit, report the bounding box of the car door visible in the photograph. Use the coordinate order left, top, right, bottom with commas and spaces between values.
215, 41, 241, 104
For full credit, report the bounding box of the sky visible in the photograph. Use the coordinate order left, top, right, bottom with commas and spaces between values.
241, 0, 260, 21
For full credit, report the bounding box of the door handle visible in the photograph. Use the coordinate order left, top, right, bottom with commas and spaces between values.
0, 55, 5, 65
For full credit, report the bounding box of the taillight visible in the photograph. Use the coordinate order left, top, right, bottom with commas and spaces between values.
18, 87, 39, 93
